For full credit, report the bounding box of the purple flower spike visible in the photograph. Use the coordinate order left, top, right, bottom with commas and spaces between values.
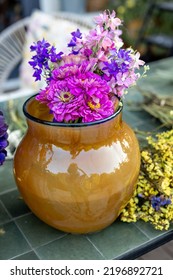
67, 29, 82, 53
0, 111, 8, 166
29, 39, 63, 81
49, 47, 63, 62
67, 38, 77, 48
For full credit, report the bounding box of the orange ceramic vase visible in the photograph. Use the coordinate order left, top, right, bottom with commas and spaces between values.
13, 95, 140, 234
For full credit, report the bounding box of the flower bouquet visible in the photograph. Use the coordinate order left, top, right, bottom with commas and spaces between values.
28, 10, 146, 123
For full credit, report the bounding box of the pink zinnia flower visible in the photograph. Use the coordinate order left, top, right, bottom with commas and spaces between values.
81, 94, 114, 123
37, 62, 114, 123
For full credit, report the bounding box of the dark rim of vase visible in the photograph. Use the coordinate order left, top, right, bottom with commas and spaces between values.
23, 94, 123, 127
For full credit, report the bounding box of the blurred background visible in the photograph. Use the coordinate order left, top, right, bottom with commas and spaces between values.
1, 0, 173, 63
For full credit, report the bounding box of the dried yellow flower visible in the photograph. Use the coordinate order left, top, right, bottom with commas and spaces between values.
120, 129, 173, 230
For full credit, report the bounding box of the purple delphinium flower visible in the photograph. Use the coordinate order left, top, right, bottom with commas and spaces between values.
67, 38, 77, 48
116, 49, 132, 65
49, 46, 63, 62
150, 195, 171, 211
29, 39, 63, 81
0, 111, 8, 166
29, 39, 51, 81
103, 49, 132, 77
67, 29, 83, 55
71, 29, 82, 39
68, 28, 82, 48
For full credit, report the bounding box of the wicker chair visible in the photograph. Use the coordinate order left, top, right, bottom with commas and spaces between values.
0, 17, 29, 92
0, 12, 93, 96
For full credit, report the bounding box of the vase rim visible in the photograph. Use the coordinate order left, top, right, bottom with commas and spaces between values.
23, 94, 123, 127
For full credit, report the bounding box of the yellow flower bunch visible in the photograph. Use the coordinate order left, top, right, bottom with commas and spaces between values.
120, 129, 173, 230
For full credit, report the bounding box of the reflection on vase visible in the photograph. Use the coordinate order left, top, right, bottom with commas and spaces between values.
13, 95, 140, 233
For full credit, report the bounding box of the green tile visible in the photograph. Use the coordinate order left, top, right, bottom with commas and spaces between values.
0, 222, 31, 260
15, 213, 67, 248
0, 160, 16, 194
0, 200, 11, 224
87, 221, 149, 259
135, 221, 168, 239
0, 189, 30, 218
36, 234, 104, 260
168, 223, 173, 230
12, 251, 39, 260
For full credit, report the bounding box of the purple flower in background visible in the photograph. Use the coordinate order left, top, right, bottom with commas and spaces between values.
150, 195, 171, 211
0, 111, 8, 166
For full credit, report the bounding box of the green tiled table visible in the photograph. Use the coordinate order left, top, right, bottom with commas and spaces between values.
0, 58, 173, 260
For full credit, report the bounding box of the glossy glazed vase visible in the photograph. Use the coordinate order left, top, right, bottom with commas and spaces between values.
13, 95, 140, 234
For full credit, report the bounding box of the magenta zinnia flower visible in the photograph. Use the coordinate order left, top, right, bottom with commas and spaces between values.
36, 62, 114, 123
